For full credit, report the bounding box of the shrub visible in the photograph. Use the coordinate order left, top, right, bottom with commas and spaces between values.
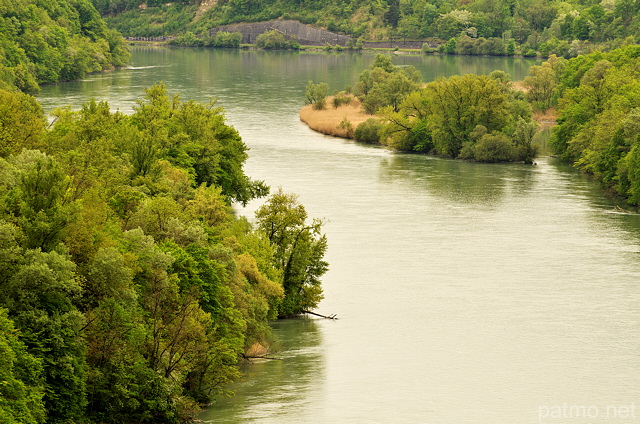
422, 42, 436, 53
332, 95, 352, 108
170, 31, 204, 47
354, 118, 383, 144
338, 117, 354, 138
305, 81, 328, 110
256, 30, 300, 49
207, 31, 242, 48
471, 133, 517, 162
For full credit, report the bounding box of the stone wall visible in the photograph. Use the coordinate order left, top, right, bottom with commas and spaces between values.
210, 20, 351, 46
209, 20, 440, 49
362, 40, 430, 49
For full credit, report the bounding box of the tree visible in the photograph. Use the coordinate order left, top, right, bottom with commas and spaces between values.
0, 307, 46, 424
0, 150, 75, 252
0, 242, 87, 424
0, 90, 45, 158
355, 54, 422, 114
424, 74, 511, 157
549, 46, 640, 205
523, 54, 566, 110
254, 189, 328, 317
305, 81, 328, 111
131, 83, 268, 205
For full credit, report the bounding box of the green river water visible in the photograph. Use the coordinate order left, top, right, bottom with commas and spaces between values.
38, 48, 640, 424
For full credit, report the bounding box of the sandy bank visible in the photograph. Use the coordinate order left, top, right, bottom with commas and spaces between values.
299, 96, 375, 138
300, 85, 558, 140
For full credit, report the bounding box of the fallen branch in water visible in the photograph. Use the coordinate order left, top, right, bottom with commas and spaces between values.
242, 354, 283, 362
302, 310, 338, 320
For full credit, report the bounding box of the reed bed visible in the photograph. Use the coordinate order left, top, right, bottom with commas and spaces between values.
299, 95, 373, 138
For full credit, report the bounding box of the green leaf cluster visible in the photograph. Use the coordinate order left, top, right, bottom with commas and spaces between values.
255, 30, 301, 50
305, 81, 329, 110
379, 71, 537, 162
0, 83, 329, 422
355, 54, 422, 114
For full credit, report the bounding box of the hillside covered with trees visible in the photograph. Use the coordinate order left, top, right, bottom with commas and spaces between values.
95, 0, 638, 56
548, 45, 640, 205
0, 0, 130, 94
0, 84, 328, 423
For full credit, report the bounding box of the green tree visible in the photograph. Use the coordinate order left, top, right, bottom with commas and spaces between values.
523, 54, 566, 110
424, 74, 511, 157
305, 81, 328, 111
355, 54, 422, 114
0, 91, 45, 158
0, 307, 45, 424
0, 151, 75, 252
255, 189, 328, 317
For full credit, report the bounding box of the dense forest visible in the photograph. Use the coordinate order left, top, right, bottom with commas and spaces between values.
94, 0, 639, 56
0, 83, 328, 423
0, 0, 130, 93
548, 45, 640, 205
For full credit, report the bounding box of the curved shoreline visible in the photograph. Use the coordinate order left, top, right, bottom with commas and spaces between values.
300, 89, 557, 141
299, 96, 375, 139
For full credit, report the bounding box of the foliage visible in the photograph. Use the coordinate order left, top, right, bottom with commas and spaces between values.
0, 84, 328, 422
255, 189, 328, 317
0, 0, 130, 93
549, 45, 640, 204
208, 32, 243, 48
0, 307, 45, 424
355, 54, 422, 114
338, 117, 354, 138
523, 55, 566, 110
305, 81, 328, 111
94, 0, 640, 58
379, 73, 536, 162
332, 94, 352, 109
255, 30, 300, 50
354, 118, 383, 144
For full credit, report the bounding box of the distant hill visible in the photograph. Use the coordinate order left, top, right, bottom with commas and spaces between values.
96, 0, 638, 57
0, 0, 130, 93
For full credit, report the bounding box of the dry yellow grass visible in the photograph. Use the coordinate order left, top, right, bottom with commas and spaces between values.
299, 95, 374, 139
301, 88, 557, 139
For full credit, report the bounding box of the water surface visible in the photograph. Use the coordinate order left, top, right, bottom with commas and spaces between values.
38, 48, 640, 424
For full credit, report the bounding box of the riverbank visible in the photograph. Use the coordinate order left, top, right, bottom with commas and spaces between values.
300, 86, 558, 141
299, 96, 374, 138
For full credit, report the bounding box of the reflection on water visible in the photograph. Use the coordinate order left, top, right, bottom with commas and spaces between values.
378, 154, 538, 206
200, 318, 325, 423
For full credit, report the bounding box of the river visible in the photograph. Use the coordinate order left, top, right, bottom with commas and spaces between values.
37, 48, 640, 424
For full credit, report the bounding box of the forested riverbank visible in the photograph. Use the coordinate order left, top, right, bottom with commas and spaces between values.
0, 0, 129, 93
0, 83, 328, 423
94, 0, 640, 58
2, 4, 640, 418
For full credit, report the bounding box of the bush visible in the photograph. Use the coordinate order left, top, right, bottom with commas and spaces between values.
354, 118, 383, 144
338, 117, 354, 137
305, 81, 328, 110
207, 31, 242, 48
170, 31, 204, 47
422, 43, 436, 53
256, 30, 300, 50
332, 95, 352, 108
471, 133, 517, 162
